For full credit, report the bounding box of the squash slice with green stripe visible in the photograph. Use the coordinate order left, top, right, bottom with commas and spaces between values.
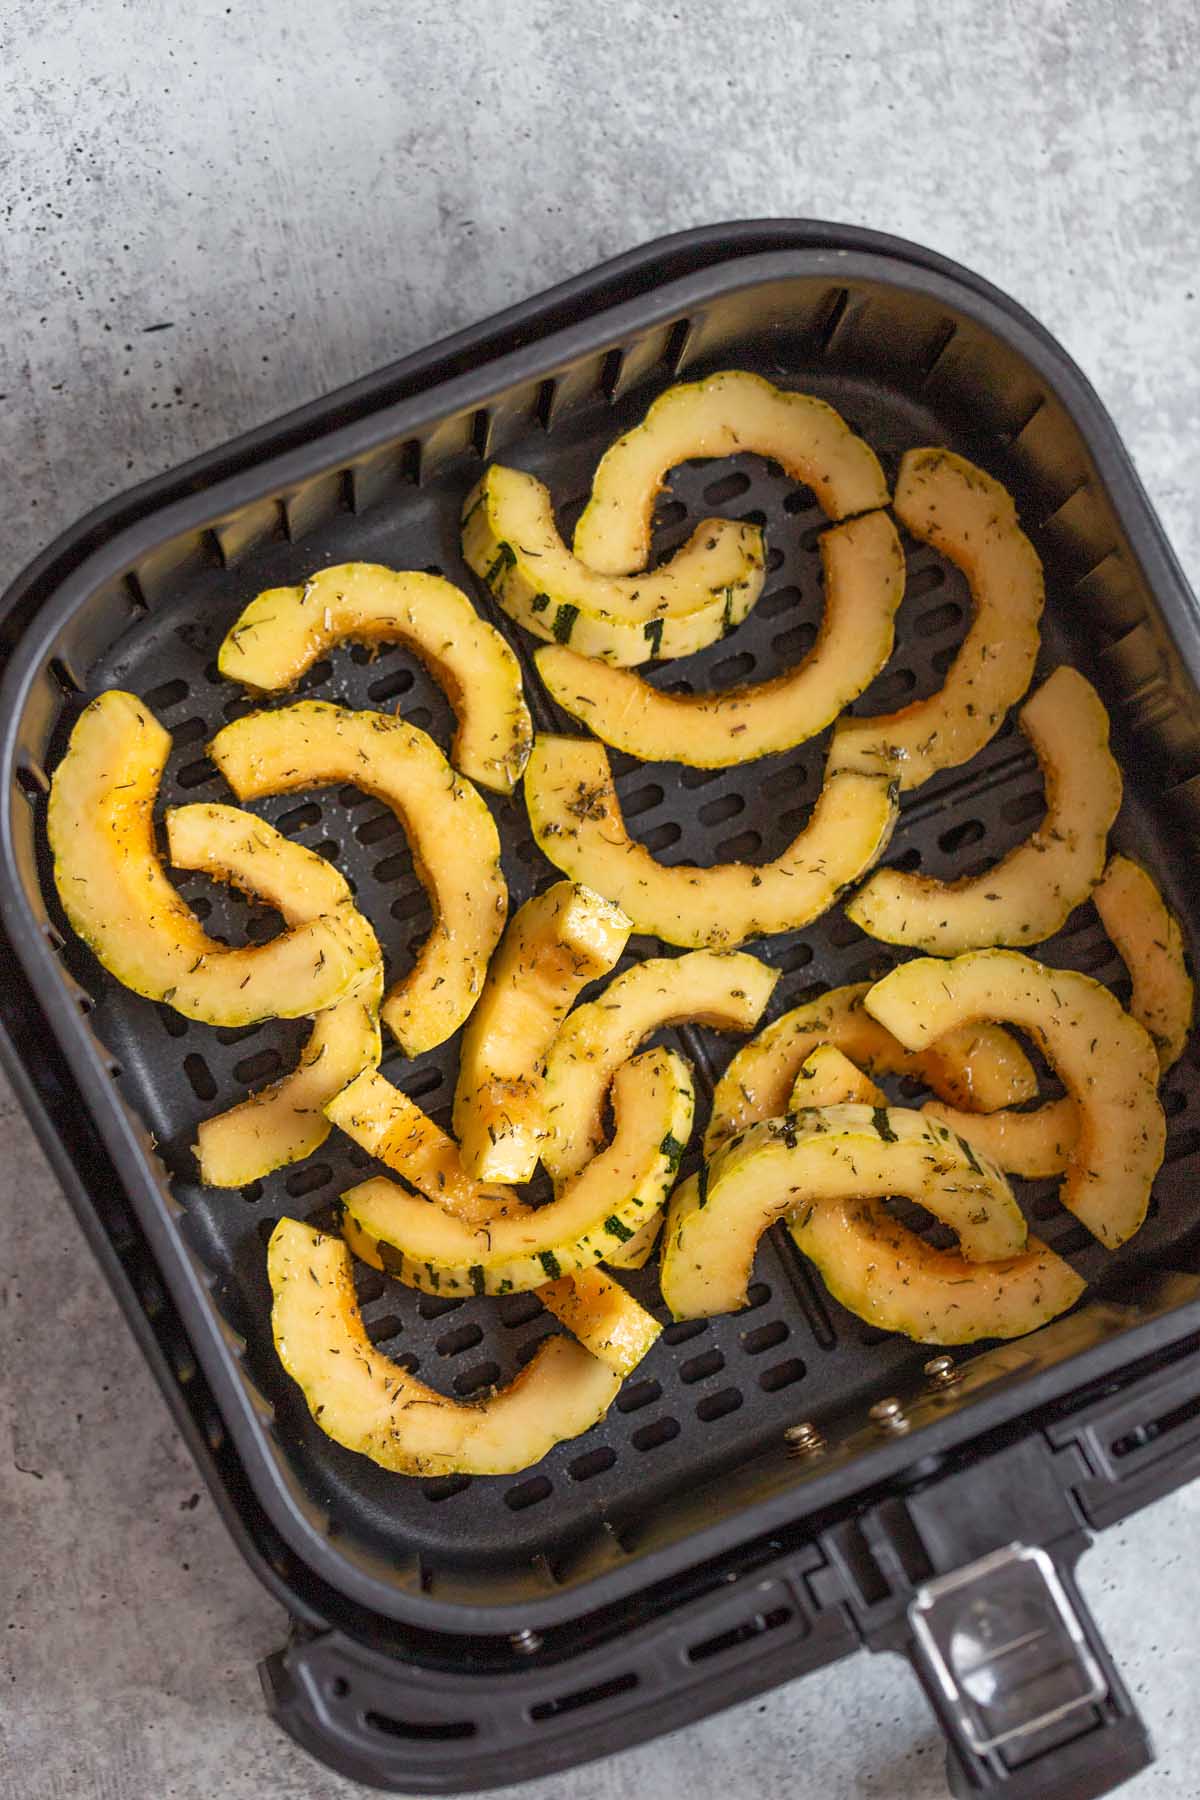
337, 1046, 693, 1297
535, 511, 904, 767
660, 1104, 1027, 1320
208, 701, 505, 1055
217, 563, 532, 793
777, 1050, 1081, 1345
919, 1093, 1078, 1182
453, 881, 631, 1184
542, 950, 777, 1186
48, 691, 370, 1027
706, 981, 1037, 1157
462, 464, 765, 666
325, 1068, 660, 1376
541, 948, 777, 1270
597, 1216, 662, 1274
167, 804, 382, 1186
268, 1220, 620, 1476
326, 1067, 514, 1224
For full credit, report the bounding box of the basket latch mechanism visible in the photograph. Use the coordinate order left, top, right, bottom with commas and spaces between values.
909, 1542, 1105, 1754
903, 1540, 1149, 1798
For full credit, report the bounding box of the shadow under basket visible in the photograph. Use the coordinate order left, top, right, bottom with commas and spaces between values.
4, 220, 1200, 1798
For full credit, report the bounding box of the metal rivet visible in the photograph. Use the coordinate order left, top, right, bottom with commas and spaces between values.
924, 1354, 962, 1391
510, 1628, 543, 1656
869, 1396, 910, 1435
783, 1421, 826, 1459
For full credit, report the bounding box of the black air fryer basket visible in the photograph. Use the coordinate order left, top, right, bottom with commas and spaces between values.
4, 222, 1200, 1799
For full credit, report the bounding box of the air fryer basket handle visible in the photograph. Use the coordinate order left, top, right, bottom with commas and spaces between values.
901, 1543, 1151, 1799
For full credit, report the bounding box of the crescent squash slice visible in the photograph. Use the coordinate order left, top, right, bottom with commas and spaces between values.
323, 1069, 660, 1377
338, 1047, 694, 1296
572, 370, 889, 574
325, 1067, 514, 1225
268, 1219, 620, 1476
1094, 854, 1193, 1067
525, 734, 898, 949
923, 854, 1193, 1179
791, 1200, 1084, 1345
705, 981, 1038, 1158
919, 1093, 1079, 1183
660, 1105, 1027, 1320
535, 512, 905, 767
208, 701, 506, 1055
217, 563, 532, 794
47, 691, 369, 1026
865, 951, 1165, 1248
165, 805, 383, 1186
541, 948, 778, 1272
462, 465, 765, 666
452, 881, 632, 1184
846, 668, 1121, 952
775, 1046, 1081, 1343
532, 1268, 661, 1376
542, 949, 778, 1185
833, 449, 1043, 790
789, 1045, 886, 1108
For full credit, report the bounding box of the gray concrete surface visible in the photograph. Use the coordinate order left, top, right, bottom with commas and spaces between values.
2, 1, 1199, 1795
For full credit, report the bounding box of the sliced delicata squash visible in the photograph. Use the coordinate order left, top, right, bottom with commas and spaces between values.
920, 1095, 1077, 1182
661, 1104, 1027, 1320
525, 734, 898, 948
1094, 854, 1193, 1067
269, 1220, 620, 1476
846, 668, 1121, 952
217, 563, 532, 794
523, 1267, 661, 1377
705, 980, 1038, 1157
208, 701, 506, 1054
535, 511, 905, 767
772, 1047, 1081, 1343
866, 951, 1165, 1247
923, 854, 1193, 1178
339, 1046, 694, 1295
833, 448, 1043, 790
48, 691, 368, 1027
453, 881, 632, 1184
166, 805, 382, 1186
792, 1199, 1083, 1345
573, 370, 889, 574
326, 1067, 514, 1225
462, 465, 765, 666
541, 949, 778, 1186
789, 1045, 886, 1108
325, 1068, 660, 1376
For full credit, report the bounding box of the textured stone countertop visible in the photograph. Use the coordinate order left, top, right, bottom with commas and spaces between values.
2, 2, 1198, 1795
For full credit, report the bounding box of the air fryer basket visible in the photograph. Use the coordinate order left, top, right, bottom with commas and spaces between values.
5, 224, 1200, 1795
